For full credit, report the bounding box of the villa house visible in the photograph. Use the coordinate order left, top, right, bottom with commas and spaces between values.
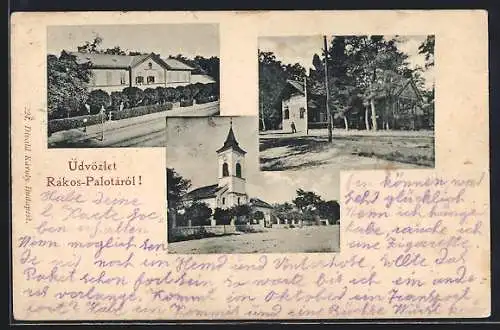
68, 51, 215, 94
278, 76, 431, 131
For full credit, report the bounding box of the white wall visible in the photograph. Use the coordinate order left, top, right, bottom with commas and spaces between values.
282, 93, 308, 133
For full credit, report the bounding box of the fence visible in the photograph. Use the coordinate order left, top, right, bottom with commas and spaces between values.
171, 223, 264, 238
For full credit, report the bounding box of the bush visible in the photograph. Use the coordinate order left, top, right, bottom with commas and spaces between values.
143, 88, 159, 105
195, 96, 212, 104
110, 91, 129, 111
87, 89, 111, 114
122, 87, 145, 107
48, 112, 106, 135
110, 102, 173, 121
180, 99, 194, 107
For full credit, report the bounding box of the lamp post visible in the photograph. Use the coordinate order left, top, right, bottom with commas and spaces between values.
99, 105, 105, 141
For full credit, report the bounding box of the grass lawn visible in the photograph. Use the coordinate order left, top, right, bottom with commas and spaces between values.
259, 129, 435, 171
167, 225, 340, 254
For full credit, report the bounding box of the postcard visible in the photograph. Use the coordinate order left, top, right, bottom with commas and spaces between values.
10, 10, 489, 321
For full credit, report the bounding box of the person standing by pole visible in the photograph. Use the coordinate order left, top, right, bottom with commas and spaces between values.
323, 35, 333, 143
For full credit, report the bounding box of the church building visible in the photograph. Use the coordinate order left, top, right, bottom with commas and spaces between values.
182, 120, 273, 225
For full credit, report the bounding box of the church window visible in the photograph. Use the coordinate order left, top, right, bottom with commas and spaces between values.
222, 163, 229, 177
148, 62, 153, 69
236, 163, 242, 178
299, 107, 305, 119
238, 197, 240, 205
284, 106, 289, 119
222, 197, 226, 205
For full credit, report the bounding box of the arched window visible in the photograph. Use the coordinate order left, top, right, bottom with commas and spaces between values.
148, 62, 153, 69
284, 107, 289, 119
236, 163, 242, 178
299, 107, 306, 119
237, 197, 240, 205
222, 162, 229, 177
222, 197, 226, 205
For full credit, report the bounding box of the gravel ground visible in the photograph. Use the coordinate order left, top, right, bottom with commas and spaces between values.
167, 225, 340, 254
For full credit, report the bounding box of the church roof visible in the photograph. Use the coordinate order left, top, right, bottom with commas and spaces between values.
216, 123, 247, 155
250, 198, 274, 209
183, 184, 226, 200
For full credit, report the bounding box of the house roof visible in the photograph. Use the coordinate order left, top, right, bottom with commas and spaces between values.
191, 74, 216, 84
67, 51, 195, 71
183, 184, 226, 200
286, 79, 305, 95
216, 123, 247, 155
160, 58, 196, 71
250, 198, 274, 209
68, 52, 152, 69
393, 78, 424, 102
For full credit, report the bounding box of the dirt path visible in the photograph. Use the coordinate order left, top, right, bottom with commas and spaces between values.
168, 225, 340, 254
259, 130, 434, 171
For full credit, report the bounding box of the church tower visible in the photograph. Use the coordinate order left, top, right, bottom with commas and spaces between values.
216, 118, 248, 207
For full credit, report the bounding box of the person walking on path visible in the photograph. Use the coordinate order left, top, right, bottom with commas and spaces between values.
291, 121, 297, 133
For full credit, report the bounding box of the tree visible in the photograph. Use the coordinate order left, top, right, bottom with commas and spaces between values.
143, 88, 159, 105
213, 207, 233, 225
103, 46, 126, 55
293, 189, 323, 213
253, 210, 264, 222
232, 204, 252, 225
110, 91, 129, 111
47, 52, 91, 119
341, 35, 411, 130
167, 168, 191, 231
122, 87, 145, 107
318, 200, 341, 224
252, 210, 264, 222
77, 35, 103, 53
418, 35, 435, 69
86, 89, 111, 114
184, 202, 212, 226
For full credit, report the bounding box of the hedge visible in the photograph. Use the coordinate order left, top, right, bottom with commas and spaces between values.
180, 99, 194, 107
110, 102, 173, 121
48, 113, 106, 135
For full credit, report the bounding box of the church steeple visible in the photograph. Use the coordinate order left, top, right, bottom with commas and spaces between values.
216, 117, 247, 155
216, 118, 247, 203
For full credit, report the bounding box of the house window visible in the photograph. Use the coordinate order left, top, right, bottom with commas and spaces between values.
148, 62, 153, 69
284, 107, 289, 119
222, 197, 226, 205
147, 76, 155, 84
136, 76, 144, 85
120, 72, 126, 85
236, 163, 242, 178
222, 163, 229, 177
299, 107, 305, 119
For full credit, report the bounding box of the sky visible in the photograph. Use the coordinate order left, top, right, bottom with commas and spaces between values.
165, 116, 340, 204
47, 24, 219, 58
258, 35, 435, 89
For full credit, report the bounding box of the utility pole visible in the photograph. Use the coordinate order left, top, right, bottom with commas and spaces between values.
323, 35, 332, 142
